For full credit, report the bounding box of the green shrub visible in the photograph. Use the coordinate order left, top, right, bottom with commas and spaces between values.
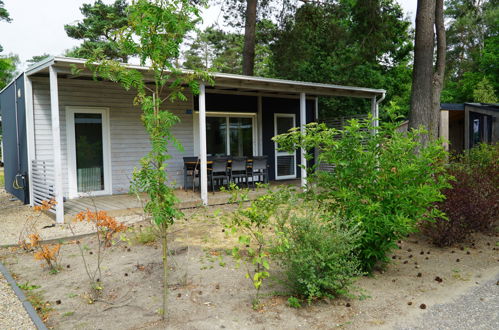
273, 119, 451, 272
273, 202, 363, 303
422, 143, 499, 246
224, 184, 294, 307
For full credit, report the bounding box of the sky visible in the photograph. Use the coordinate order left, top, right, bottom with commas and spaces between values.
0, 0, 418, 68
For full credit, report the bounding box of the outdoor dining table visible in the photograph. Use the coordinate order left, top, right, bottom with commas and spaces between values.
184, 159, 254, 167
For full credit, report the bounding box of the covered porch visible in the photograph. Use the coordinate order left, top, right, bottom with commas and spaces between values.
24, 57, 386, 223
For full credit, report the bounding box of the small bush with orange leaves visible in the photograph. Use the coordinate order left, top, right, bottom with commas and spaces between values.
74, 210, 127, 247
70, 209, 127, 293
28, 233, 61, 271
19, 199, 62, 272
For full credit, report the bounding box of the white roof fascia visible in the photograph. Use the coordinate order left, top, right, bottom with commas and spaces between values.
25, 56, 56, 76
27, 56, 386, 96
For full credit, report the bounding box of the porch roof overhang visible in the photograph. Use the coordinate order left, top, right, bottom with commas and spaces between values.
26, 56, 386, 99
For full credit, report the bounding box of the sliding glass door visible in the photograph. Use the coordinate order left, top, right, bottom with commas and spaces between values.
206, 114, 255, 157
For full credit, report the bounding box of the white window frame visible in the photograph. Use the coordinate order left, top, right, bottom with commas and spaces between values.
193, 111, 258, 157
274, 113, 297, 180
66, 106, 112, 199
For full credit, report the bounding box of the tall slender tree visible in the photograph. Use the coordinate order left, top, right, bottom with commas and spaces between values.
242, 0, 257, 75
408, 0, 446, 143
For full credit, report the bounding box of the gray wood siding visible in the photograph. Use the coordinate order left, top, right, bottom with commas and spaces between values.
32, 77, 194, 197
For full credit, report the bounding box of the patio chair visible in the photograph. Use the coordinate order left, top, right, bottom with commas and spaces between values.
183, 157, 199, 191
248, 156, 268, 189
209, 157, 229, 192
229, 156, 249, 187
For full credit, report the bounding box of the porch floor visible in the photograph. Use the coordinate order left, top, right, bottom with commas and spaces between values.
63, 179, 300, 221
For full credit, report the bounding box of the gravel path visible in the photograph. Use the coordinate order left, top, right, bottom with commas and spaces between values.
0, 272, 36, 330
395, 273, 499, 330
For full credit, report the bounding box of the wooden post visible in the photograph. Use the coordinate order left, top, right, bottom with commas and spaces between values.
300, 92, 307, 187
49, 66, 64, 223
257, 95, 263, 155
198, 83, 208, 205
464, 106, 470, 150
371, 96, 379, 134
440, 110, 449, 150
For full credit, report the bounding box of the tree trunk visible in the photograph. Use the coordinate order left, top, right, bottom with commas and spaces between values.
408, 0, 436, 145
431, 0, 446, 140
242, 0, 257, 76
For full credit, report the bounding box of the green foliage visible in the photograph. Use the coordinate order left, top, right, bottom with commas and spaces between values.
0, 54, 19, 90
18, 281, 41, 291
287, 296, 301, 308
224, 184, 292, 306
443, 0, 498, 102
129, 225, 157, 245
183, 20, 275, 76
0, 0, 11, 24
85, 0, 209, 319
64, 0, 130, 61
473, 77, 498, 103
270, 1, 412, 118
273, 201, 363, 303
273, 119, 451, 272
26, 54, 51, 66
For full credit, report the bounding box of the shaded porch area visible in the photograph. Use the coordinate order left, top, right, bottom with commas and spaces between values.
63, 179, 300, 221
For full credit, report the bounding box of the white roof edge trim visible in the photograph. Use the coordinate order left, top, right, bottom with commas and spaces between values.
29, 56, 386, 95
25, 56, 56, 76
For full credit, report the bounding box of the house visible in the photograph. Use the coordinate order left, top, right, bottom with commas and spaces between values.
0, 56, 386, 223
440, 103, 499, 154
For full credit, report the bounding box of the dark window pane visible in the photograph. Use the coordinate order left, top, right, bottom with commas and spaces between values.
75, 113, 104, 192
206, 117, 227, 156
229, 117, 253, 157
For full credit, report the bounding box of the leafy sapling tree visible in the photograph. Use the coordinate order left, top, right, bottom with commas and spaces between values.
84, 0, 209, 319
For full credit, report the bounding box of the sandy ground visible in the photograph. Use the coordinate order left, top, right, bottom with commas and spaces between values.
0, 200, 498, 330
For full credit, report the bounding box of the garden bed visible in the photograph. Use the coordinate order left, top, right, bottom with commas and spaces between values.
0, 205, 498, 330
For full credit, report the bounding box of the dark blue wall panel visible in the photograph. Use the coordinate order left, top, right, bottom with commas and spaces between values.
262, 97, 315, 181
0, 74, 29, 203
194, 93, 258, 113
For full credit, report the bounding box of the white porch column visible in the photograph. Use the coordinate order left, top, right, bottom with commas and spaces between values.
24, 76, 35, 207
257, 96, 263, 155
49, 66, 64, 223
300, 92, 307, 187
198, 83, 208, 205
440, 110, 450, 151
371, 96, 379, 133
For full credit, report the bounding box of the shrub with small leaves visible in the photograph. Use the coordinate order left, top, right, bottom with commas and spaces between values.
19, 199, 62, 272
273, 119, 451, 272
422, 143, 499, 246
224, 184, 293, 308
272, 201, 364, 303
70, 209, 127, 295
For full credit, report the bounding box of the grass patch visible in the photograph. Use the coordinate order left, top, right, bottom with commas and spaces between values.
128, 226, 156, 245
0, 168, 4, 187
24, 290, 53, 322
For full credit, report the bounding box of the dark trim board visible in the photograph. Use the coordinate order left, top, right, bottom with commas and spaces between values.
194, 93, 258, 113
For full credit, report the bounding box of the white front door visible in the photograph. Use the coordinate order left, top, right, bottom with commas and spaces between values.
274, 113, 296, 180
66, 107, 112, 198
